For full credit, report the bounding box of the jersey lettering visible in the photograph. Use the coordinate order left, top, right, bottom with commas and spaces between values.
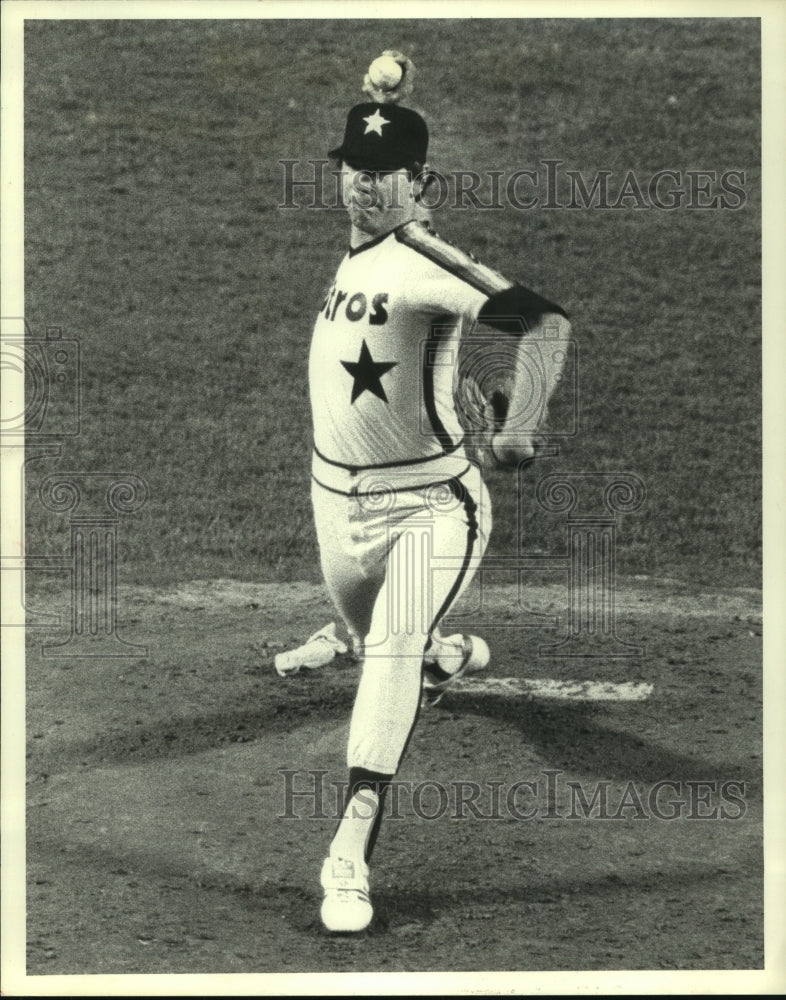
346, 292, 367, 321
331, 290, 348, 321
320, 287, 390, 327
369, 292, 389, 325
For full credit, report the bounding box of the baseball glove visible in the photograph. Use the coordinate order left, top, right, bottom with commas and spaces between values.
461, 376, 545, 471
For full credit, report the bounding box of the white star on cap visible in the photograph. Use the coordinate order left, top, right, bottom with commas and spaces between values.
363, 109, 390, 137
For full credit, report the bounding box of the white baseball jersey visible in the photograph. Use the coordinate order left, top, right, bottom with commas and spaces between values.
309, 220, 512, 491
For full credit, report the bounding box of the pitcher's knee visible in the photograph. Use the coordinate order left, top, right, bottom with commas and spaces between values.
363, 627, 429, 663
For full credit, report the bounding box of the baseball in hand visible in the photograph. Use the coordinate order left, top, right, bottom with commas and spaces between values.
368, 55, 403, 90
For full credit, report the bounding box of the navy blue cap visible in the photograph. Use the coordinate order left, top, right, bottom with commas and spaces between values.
329, 102, 429, 170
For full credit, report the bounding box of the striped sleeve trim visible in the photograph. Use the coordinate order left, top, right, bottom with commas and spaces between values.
396, 222, 512, 297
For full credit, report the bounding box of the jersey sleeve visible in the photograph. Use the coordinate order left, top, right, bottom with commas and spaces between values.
478, 284, 569, 335
395, 222, 512, 320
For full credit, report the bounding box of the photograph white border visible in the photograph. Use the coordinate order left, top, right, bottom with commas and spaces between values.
2, 1, 784, 995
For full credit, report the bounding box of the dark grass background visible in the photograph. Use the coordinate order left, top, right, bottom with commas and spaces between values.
23, 18, 761, 587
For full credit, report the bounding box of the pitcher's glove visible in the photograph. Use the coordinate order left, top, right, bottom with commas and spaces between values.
463, 379, 544, 471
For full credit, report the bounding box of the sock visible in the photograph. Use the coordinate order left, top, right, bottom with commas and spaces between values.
330, 767, 391, 864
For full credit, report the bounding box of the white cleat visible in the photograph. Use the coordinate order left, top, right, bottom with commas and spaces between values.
422, 634, 490, 706
320, 855, 373, 933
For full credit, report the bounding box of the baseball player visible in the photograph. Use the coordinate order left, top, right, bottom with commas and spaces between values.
310, 53, 570, 932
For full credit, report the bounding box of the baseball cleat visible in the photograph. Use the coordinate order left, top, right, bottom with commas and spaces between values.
320, 855, 373, 933
422, 633, 490, 706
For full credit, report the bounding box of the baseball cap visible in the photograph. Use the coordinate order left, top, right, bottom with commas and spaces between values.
329, 102, 429, 171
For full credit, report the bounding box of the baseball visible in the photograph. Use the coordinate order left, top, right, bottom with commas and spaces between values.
368, 55, 403, 90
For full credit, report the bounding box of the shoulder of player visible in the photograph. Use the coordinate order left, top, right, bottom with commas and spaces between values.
394, 221, 512, 297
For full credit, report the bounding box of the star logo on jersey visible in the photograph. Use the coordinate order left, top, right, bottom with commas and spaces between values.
362, 109, 390, 137
341, 339, 398, 404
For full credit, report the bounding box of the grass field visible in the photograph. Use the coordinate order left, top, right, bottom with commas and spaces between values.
15, 13, 768, 986
23, 17, 761, 587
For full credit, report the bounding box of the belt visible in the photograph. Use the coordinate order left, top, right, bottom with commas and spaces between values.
311, 447, 472, 497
